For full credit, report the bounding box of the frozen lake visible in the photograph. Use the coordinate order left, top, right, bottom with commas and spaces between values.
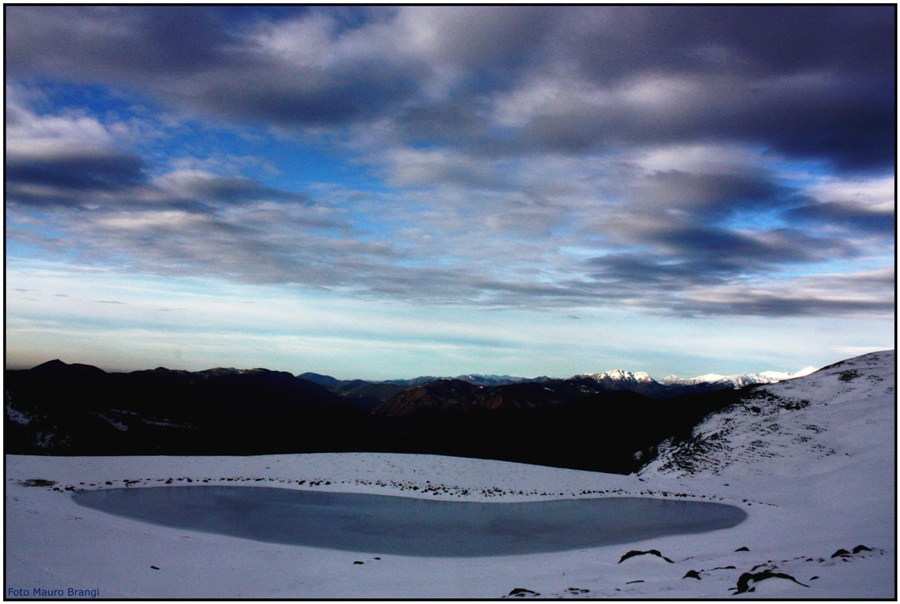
73, 486, 746, 557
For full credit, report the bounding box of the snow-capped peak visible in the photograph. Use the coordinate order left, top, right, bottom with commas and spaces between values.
583, 369, 657, 384
661, 366, 819, 388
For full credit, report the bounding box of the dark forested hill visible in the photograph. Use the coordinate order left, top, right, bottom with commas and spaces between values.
5, 360, 742, 474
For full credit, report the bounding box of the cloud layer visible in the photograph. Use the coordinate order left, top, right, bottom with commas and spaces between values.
5, 6, 895, 321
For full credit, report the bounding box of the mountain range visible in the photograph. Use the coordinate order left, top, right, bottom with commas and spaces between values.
4, 358, 818, 473
301, 365, 817, 401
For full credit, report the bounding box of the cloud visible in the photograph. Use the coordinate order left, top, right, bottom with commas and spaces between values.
154, 170, 310, 207
7, 142, 145, 195
5, 6, 895, 321
786, 201, 895, 236
6, 92, 148, 207
784, 174, 896, 238
7, 6, 894, 169
676, 269, 895, 318
625, 168, 795, 219
585, 223, 859, 301
5, 6, 235, 79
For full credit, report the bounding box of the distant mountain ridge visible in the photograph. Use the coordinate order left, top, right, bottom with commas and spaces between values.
1, 358, 751, 472
299, 371, 546, 390
5, 357, 832, 473
302, 364, 812, 400
661, 367, 818, 388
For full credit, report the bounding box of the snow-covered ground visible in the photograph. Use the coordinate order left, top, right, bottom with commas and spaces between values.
5, 351, 895, 598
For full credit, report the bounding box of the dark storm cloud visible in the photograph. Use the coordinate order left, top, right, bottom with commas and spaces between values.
5, 156, 310, 213
5, 6, 234, 78
6, 6, 893, 169
514, 71, 892, 170
427, 5, 894, 169
5, 6, 426, 128
629, 169, 795, 218
155, 172, 310, 207
683, 295, 894, 318
557, 6, 892, 83
6, 146, 145, 197
189, 65, 424, 128
588, 224, 855, 289
586, 255, 895, 319
649, 225, 853, 266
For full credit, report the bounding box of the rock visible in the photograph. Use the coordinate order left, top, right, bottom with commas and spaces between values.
150, 565, 159, 570
733, 570, 809, 594
852, 545, 872, 554
508, 588, 540, 597
683, 570, 701, 580
618, 549, 674, 564
734, 546, 750, 552
831, 548, 851, 558
625, 580, 645, 584
353, 561, 364, 565
19, 479, 56, 487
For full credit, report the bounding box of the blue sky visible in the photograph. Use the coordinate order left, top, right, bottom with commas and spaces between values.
5, 6, 895, 379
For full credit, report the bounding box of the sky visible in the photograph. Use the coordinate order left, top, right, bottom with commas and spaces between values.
5, 5, 896, 380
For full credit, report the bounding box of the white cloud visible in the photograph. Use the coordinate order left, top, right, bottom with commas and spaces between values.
803, 175, 895, 212
6, 94, 114, 145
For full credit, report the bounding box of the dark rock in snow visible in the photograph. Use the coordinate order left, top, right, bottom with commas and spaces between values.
831, 548, 851, 558
733, 570, 809, 594
618, 549, 674, 564
734, 546, 750, 552
19, 479, 56, 487
508, 587, 540, 597
852, 544, 872, 554
683, 570, 702, 580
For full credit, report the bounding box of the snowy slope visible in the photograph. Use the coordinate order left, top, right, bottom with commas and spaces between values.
642, 350, 893, 478
5, 351, 895, 598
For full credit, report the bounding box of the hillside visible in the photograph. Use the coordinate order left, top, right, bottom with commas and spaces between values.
5, 361, 741, 474
641, 350, 895, 478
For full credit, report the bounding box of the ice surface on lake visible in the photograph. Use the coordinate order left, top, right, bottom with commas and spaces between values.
73, 486, 746, 557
